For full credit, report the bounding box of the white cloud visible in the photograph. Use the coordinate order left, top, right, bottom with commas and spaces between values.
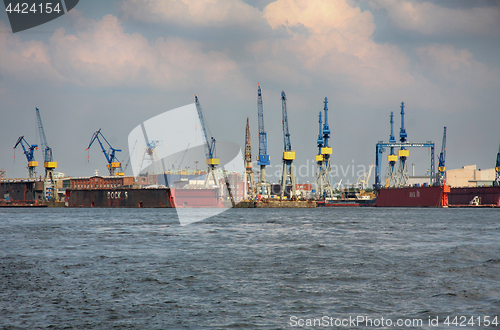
261, 0, 414, 89
0, 15, 241, 89
415, 43, 499, 90
367, 0, 500, 36
120, 0, 264, 27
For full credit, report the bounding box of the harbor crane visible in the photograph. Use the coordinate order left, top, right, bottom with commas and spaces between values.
279, 91, 296, 199
316, 97, 334, 199
36, 107, 57, 200
374, 103, 435, 189
315, 111, 324, 194
397, 102, 410, 186
436, 127, 447, 186
13, 136, 38, 178
194, 95, 220, 189
86, 128, 124, 176
494, 140, 500, 186
386, 112, 398, 187
244, 117, 255, 199
256, 84, 271, 197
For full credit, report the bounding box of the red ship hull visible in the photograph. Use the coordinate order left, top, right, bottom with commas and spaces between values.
375, 185, 450, 207
171, 188, 224, 208
448, 186, 500, 206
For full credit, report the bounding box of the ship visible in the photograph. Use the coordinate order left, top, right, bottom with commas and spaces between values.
374, 185, 450, 207
316, 189, 375, 207
0, 179, 47, 207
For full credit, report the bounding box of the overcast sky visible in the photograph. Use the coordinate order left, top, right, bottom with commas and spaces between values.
1, 0, 499, 186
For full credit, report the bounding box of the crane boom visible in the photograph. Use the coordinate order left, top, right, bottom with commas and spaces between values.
36, 107, 54, 164
438, 127, 447, 172
436, 126, 447, 186
244, 117, 255, 199
86, 128, 123, 176
194, 95, 220, 191
195, 95, 218, 163
282, 91, 292, 152
280, 91, 296, 199
257, 84, 270, 166
317, 111, 323, 156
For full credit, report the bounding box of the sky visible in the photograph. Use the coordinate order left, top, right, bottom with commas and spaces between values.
1, 0, 499, 186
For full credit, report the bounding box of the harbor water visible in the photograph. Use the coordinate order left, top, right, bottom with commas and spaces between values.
1, 208, 499, 329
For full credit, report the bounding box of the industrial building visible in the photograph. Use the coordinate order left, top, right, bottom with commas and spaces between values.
446, 165, 495, 187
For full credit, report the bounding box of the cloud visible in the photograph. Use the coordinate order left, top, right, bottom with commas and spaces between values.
0, 14, 240, 89
367, 0, 500, 36
120, 0, 263, 28
413, 43, 499, 108
261, 0, 414, 89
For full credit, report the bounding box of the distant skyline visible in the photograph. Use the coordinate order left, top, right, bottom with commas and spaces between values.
1, 0, 499, 186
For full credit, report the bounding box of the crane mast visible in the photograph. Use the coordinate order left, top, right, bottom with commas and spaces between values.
13, 136, 38, 178
315, 111, 323, 194
495, 141, 500, 186
280, 91, 296, 199
397, 102, 410, 187
386, 112, 398, 187
194, 95, 220, 189
256, 84, 270, 197
436, 127, 447, 186
244, 118, 255, 199
36, 107, 57, 201
86, 128, 124, 176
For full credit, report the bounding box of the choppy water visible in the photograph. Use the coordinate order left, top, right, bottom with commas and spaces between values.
0, 208, 499, 329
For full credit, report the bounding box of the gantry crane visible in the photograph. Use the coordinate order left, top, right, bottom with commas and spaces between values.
194, 95, 220, 189
316, 97, 334, 199
13, 136, 38, 178
279, 91, 296, 199
436, 127, 447, 186
386, 112, 398, 187
244, 117, 255, 199
315, 111, 324, 194
86, 128, 124, 176
397, 102, 410, 186
256, 84, 271, 197
36, 107, 57, 200
374, 103, 435, 189
494, 141, 500, 186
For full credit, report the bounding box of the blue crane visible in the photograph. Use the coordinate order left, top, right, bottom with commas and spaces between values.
386, 111, 398, 187
315, 97, 334, 199
36, 107, 57, 200
86, 128, 123, 176
256, 84, 270, 196
437, 127, 447, 186
257, 84, 270, 167
13, 136, 38, 178
280, 91, 296, 199
194, 95, 220, 188
322, 97, 331, 149
495, 141, 500, 186
36, 107, 56, 168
